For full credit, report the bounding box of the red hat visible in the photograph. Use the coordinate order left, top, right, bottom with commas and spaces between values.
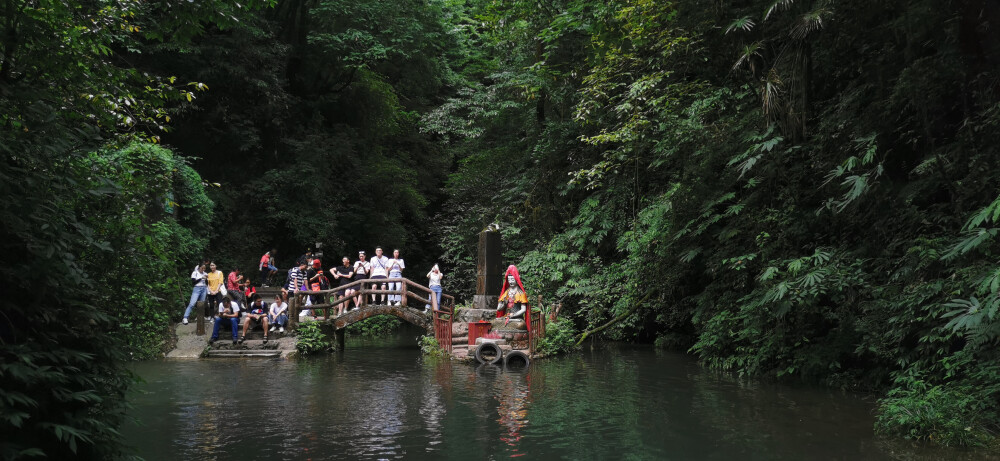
312, 260, 322, 268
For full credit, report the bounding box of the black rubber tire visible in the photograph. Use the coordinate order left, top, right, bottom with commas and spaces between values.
503, 350, 530, 370
474, 342, 503, 365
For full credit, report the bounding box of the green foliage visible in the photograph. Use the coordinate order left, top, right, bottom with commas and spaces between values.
419, 335, 446, 357
433, 0, 1000, 446
0, 0, 254, 457
345, 315, 404, 336
536, 319, 580, 356
295, 322, 331, 355
876, 374, 996, 447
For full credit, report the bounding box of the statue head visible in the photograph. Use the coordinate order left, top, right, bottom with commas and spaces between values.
501, 265, 525, 295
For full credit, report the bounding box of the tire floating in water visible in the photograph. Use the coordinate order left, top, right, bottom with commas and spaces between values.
503, 350, 530, 370
474, 342, 502, 365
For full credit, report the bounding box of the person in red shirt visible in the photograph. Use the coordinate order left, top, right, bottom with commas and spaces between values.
259, 249, 278, 287
226, 267, 245, 306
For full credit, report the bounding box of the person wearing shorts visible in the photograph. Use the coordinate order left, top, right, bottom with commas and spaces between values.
259, 249, 277, 287
240, 294, 270, 344
334, 256, 354, 315
369, 246, 390, 304
353, 251, 370, 308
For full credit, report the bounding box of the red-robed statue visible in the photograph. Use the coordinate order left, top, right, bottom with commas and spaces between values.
496, 265, 528, 321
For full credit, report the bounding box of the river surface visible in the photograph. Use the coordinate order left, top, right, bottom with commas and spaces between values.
123, 326, 990, 460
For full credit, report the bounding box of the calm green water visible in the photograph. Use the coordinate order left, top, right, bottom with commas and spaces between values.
123, 327, 987, 460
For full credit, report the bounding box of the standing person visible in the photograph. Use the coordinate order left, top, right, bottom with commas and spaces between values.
369, 246, 390, 304
352, 251, 370, 308
182, 263, 208, 325
241, 294, 270, 344
333, 256, 355, 315
205, 262, 225, 322
426, 264, 443, 312
306, 259, 329, 319
269, 294, 288, 333
259, 249, 278, 287
387, 249, 405, 305
284, 261, 308, 314
226, 267, 245, 306
209, 295, 241, 345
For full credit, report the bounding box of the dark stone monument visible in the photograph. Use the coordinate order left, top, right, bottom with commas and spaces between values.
473, 229, 503, 310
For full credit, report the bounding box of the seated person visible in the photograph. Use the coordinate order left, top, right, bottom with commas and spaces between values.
240, 294, 270, 344
269, 294, 288, 333
209, 295, 241, 345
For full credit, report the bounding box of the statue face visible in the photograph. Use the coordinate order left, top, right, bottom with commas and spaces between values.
507, 274, 516, 286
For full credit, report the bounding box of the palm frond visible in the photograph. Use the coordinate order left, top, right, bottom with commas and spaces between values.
732, 42, 763, 73
791, 8, 829, 39
726, 16, 755, 34
764, 0, 796, 21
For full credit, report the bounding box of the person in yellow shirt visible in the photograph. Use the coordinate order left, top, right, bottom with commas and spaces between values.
205, 262, 225, 322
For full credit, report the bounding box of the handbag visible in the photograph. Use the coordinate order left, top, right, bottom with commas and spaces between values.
220, 286, 227, 297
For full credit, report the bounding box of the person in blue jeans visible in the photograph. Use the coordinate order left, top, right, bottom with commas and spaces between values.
182, 263, 208, 324
269, 294, 288, 333
209, 296, 241, 345
426, 264, 443, 311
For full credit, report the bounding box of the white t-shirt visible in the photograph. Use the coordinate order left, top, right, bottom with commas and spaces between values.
388, 258, 405, 276
270, 301, 287, 317
191, 269, 207, 286
353, 260, 370, 276
217, 301, 240, 315
370, 256, 390, 277
427, 271, 443, 287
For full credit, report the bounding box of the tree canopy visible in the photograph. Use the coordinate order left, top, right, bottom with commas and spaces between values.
2, 0, 999, 456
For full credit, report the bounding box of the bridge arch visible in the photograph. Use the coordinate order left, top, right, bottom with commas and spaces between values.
330, 304, 431, 332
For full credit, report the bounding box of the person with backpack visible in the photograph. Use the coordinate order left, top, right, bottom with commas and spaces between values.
307, 259, 330, 319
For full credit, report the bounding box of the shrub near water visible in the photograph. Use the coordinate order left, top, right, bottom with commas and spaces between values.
295, 322, 331, 355
346, 316, 403, 336
536, 319, 579, 356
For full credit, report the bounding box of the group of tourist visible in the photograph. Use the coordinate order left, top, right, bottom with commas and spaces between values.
181, 260, 291, 344
282, 246, 445, 318
180, 247, 446, 340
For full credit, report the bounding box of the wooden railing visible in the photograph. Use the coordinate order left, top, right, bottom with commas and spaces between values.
528, 295, 547, 356
287, 277, 454, 352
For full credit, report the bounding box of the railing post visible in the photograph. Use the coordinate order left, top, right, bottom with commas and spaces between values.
196, 301, 205, 336
289, 294, 298, 329
400, 280, 408, 307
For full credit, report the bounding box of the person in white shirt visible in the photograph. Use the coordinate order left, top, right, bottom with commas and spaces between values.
269, 294, 288, 333
387, 249, 405, 305
209, 296, 241, 345
182, 263, 208, 325
369, 247, 390, 304
426, 264, 443, 312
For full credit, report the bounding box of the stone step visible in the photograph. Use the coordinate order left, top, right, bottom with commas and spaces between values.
206, 327, 289, 341
205, 349, 281, 358
451, 344, 470, 360
208, 340, 281, 350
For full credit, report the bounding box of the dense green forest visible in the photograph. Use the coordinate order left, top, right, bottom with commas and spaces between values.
2, 0, 999, 457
